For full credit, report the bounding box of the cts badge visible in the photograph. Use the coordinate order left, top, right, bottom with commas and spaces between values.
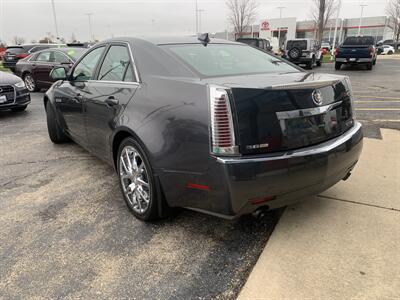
312, 89, 323, 106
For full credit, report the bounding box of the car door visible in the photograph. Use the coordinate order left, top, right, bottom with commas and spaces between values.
34, 51, 54, 87
55, 46, 106, 145
84, 44, 139, 161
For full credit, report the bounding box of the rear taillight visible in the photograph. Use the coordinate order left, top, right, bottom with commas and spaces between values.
334, 48, 339, 57
369, 47, 375, 57
16, 53, 29, 59
209, 86, 238, 156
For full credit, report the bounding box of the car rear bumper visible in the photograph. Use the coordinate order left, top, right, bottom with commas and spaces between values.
2, 61, 17, 70
336, 57, 373, 63
207, 122, 363, 218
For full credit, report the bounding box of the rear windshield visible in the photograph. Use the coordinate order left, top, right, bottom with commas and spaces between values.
6, 47, 25, 54
343, 36, 374, 45
163, 44, 298, 77
65, 48, 87, 60
286, 40, 307, 50
237, 39, 258, 47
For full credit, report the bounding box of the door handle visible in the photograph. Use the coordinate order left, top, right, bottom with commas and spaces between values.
105, 96, 119, 106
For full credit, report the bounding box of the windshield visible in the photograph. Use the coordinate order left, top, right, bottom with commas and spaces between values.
163, 44, 298, 77
6, 47, 25, 54
343, 36, 374, 45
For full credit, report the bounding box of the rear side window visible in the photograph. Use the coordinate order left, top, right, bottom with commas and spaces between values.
73, 46, 105, 81
286, 40, 307, 50
343, 36, 374, 45
36, 51, 51, 62
98, 45, 134, 82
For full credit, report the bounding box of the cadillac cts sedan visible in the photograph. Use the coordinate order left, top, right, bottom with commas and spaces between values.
44, 37, 363, 221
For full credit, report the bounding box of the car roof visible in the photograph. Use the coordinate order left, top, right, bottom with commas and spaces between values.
101, 36, 241, 46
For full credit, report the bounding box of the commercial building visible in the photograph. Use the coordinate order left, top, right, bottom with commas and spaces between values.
215, 16, 396, 48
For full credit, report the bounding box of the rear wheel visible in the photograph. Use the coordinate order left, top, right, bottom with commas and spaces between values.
23, 73, 39, 92
45, 102, 69, 143
388, 51, 393, 55
335, 62, 342, 70
117, 137, 167, 221
11, 105, 27, 112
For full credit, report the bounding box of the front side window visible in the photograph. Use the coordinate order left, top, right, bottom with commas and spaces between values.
164, 44, 298, 77
98, 45, 134, 82
36, 51, 51, 62
53, 51, 70, 64
73, 46, 105, 81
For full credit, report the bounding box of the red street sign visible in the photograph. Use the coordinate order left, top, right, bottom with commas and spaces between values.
261, 21, 270, 31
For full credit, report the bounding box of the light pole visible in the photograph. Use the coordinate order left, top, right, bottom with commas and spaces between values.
51, 0, 60, 43
276, 7, 286, 50
358, 4, 368, 36
195, 0, 198, 34
198, 9, 205, 33
85, 13, 93, 42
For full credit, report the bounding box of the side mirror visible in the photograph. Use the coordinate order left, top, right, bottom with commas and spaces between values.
50, 66, 67, 80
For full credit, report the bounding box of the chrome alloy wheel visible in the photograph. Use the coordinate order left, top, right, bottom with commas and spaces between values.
119, 145, 151, 214
24, 75, 36, 92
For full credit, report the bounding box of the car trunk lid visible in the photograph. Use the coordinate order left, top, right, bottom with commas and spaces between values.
206, 72, 354, 155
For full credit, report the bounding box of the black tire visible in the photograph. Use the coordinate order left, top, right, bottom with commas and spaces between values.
388, 51, 393, 55
23, 73, 39, 92
117, 137, 167, 221
11, 105, 27, 112
335, 62, 342, 70
45, 102, 69, 143
366, 63, 373, 70
316, 59, 322, 67
288, 47, 301, 60
373, 58, 377, 65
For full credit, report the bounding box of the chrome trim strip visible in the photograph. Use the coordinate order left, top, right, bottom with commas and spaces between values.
276, 101, 342, 120
125, 42, 141, 83
269, 79, 341, 90
86, 80, 140, 86
217, 122, 362, 164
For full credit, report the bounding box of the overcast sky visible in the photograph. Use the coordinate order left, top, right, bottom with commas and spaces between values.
0, 0, 389, 43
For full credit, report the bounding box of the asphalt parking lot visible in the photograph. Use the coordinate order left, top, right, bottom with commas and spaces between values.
0, 56, 399, 299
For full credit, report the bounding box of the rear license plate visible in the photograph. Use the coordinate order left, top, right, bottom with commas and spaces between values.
0, 95, 7, 104
349, 58, 356, 62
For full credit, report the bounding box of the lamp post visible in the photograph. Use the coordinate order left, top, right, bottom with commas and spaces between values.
85, 13, 93, 42
51, 0, 60, 43
358, 4, 368, 36
195, 0, 198, 34
276, 7, 286, 50
198, 9, 205, 33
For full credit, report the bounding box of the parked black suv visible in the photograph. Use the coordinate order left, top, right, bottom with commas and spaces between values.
236, 38, 273, 53
3, 44, 62, 72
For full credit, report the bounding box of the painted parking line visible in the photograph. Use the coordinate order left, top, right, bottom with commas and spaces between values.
358, 119, 400, 122
355, 95, 400, 100
355, 108, 400, 111
355, 100, 400, 103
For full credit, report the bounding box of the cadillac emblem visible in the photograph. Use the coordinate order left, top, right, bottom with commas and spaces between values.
312, 89, 323, 106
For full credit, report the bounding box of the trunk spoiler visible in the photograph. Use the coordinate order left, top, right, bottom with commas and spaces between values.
267, 79, 342, 90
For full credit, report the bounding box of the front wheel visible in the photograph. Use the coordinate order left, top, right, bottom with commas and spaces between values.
45, 102, 69, 143
335, 62, 342, 70
366, 63, 373, 70
23, 73, 39, 92
316, 59, 322, 67
388, 51, 393, 55
117, 138, 167, 221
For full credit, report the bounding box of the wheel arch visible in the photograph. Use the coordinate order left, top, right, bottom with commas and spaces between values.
111, 127, 150, 171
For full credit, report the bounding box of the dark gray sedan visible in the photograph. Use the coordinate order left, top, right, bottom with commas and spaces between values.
44, 36, 363, 221
0, 71, 30, 111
